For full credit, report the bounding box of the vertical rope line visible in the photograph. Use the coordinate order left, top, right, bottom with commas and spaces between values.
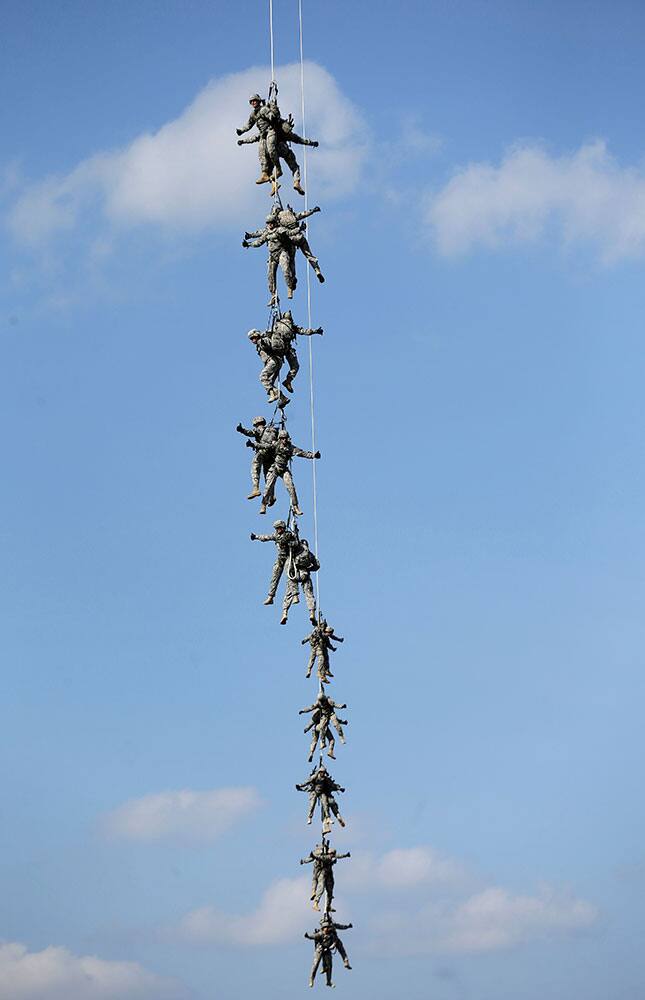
298, 0, 320, 613
269, 0, 275, 85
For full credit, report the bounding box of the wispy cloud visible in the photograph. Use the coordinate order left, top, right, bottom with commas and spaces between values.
102, 787, 261, 843
426, 139, 645, 262
179, 876, 311, 946
346, 845, 467, 890
370, 883, 598, 957
0, 942, 188, 1000
7, 62, 367, 248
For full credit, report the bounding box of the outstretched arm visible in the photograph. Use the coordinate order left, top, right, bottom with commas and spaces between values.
296, 326, 324, 337
295, 206, 321, 221
236, 424, 254, 436
237, 133, 260, 145
250, 533, 276, 542
292, 446, 321, 460
236, 114, 256, 136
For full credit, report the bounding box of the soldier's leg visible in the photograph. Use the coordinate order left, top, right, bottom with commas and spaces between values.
250, 452, 262, 490
308, 730, 319, 761
279, 248, 297, 299
267, 551, 286, 600
256, 137, 271, 182
306, 648, 316, 678
307, 791, 317, 824
322, 949, 333, 986
329, 796, 345, 827
282, 346, 299, 392
260, 354, 280, 396
278, 140, 303, 189
261, 467, 278, 511
302, 577, 316, 621
267, 255, 278, 304
335, 939, 351, 969
309, 947, 323, 987
265, 130, 282, 178
312, 872, 324, 910
323, 871, 335, 911
331, 713, 345, 743
283, 469, 300, 513
326, 728, 336, 760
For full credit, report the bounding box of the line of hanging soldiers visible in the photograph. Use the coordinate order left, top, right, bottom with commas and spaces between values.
236, 87, 353, 988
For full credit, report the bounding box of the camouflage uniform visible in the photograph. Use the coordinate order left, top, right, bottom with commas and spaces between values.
242, 221, 296, 304
268, 204, 325, 283
296, 765, 346, 833
282, 538, 319, 624
250, 520, 297, 603
252, 429, 320, 515
300, 692, 347, 760
300, 839, 351, 913
236, 96, 317, 192
237, 417, 278, 498
269, 310, 323, 394
305, 917, 353, 987
302, 620, 344, 682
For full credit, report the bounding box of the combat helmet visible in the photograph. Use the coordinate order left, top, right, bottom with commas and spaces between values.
252, 415, 266, 425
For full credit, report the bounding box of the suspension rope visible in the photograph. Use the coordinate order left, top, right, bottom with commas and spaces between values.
269, 0, 275, 86
298, 0, 321, 614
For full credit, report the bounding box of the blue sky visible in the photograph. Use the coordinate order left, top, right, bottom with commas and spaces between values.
2, 1, 645, 997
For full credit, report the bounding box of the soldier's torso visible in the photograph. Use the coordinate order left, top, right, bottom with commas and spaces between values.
273, 442, 293, 470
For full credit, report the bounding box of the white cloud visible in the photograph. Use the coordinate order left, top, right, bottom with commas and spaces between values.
426, 139, 645, 262
0, 942, 187, 1000
179, 876, 311, 946
347, 846, 467, 891
103, 787, 261, 843
370, 883, 598, 957
8, 62, 367, 246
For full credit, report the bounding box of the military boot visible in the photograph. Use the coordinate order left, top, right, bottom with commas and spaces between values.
315, 270, 325, 284
258, 503, 267, 514
282, 375, 295, 393
247, 488, 261, 499
280, 613, 288, 625
267, 387, 279, 403
271, 179, 281, 197
255, 172, 271, 184
287, 286, 294, 299
263, 596, 274, 605
293, 505, 304, 516
293, 177, 306, 196
277, 392, 291, 409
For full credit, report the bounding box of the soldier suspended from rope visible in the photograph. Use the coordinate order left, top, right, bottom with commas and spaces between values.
296, 761, 346, 833
248, 427, 320, 516
282, 537, 320, 624
250, 518, 298, 607
246, 313, 322, 405
302, 619, 344, 683
236, 416, 278, 499
236, 90, 318, 196
305, 914, 353, 988
299, 689, 348, 760
300, 837, 351, 913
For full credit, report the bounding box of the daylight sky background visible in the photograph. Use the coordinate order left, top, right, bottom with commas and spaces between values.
2, 1, 645, 998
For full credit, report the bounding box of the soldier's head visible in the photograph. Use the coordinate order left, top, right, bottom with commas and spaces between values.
249, 93, 263, 109
247, 329, 261, 342
252, 416, 266, 427
273, 519, 287, 534
277, 428, 290, 441
265, 216, 277, 230
283, 309, 293, 322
